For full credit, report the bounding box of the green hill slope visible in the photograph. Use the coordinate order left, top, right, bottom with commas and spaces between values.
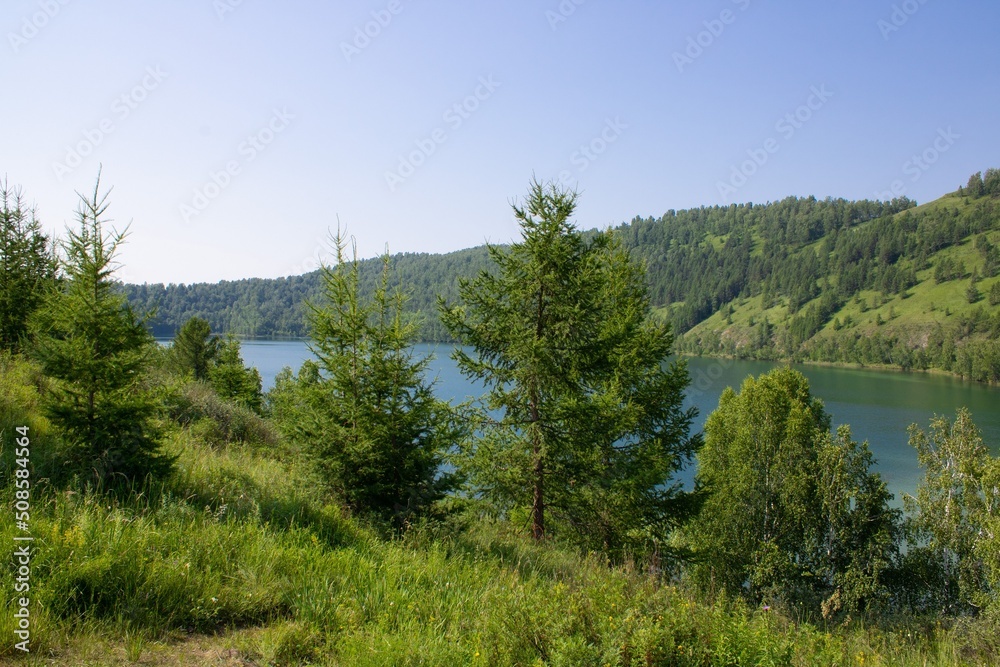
674, 187, 1000, 382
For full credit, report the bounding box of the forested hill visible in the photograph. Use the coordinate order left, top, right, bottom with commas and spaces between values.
125, 169, 1000, 382
125, 245, 493, 341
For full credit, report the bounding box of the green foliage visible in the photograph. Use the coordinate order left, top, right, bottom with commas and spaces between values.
441, 181, 699, 557
169, 316, 219, 380
689, 368, 898, 617
28, 177, 172, 486
168, 380, 278, 449
904, 409, 999, 614
966, 171, 986, 198
2, 351, 998, 665
208, 336, 263, 413
990, 281, 1000, 306
271, 230, 458, 525
0, 179, 57, 353
966, 279, 982, 304
0, 352, 61, 481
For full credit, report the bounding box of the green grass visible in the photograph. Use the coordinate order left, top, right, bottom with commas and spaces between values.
2, 353, 997, 665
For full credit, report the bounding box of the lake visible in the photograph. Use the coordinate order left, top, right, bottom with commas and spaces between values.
221, 340, 1000, 504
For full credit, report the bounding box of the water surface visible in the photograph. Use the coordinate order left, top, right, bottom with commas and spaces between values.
181, 339, 1000, 504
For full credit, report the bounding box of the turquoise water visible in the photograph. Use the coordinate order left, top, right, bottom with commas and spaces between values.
173, 339, 1000, 504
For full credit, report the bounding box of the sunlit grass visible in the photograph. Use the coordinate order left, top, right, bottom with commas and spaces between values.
1, 353, 996, 665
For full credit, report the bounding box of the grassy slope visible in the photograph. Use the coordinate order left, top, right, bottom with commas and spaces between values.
2, 355, 996, 666
683, 194, 1000, 359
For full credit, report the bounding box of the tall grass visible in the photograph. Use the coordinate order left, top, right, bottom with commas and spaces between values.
1, 352, 996, 665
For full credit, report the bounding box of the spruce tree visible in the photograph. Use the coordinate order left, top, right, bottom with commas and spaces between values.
440, 180, 699, 556
208, 336, 263, 412
30, 176, 172, 486
0, 179, 57, 352
170, 316, 219, 380
276, 229, 458, 524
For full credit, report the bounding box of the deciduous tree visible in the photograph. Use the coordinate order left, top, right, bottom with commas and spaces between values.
904, 409, 999, 614
689, 368, 898, 615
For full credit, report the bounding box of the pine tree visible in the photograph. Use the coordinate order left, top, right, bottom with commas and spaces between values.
208, 336, 262, 412
275, 229, 458, 524
30, 176, 172, 486
966, 279, 982, 304
0, 179, 57, 352
170, 316, 219, 380
440, 180, 699, 556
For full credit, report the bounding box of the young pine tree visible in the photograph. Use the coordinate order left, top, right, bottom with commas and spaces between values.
276, 229, 458, 524
170, 316, 219, 381
0, 179, 58, 353
440, 180, 699, 557
208, 336, 262, 412
30, 176, 172, 486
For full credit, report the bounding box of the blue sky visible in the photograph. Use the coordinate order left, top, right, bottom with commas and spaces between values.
3, 0, 999, 284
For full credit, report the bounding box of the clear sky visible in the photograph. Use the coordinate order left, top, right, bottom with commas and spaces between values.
3, 0, 999, 284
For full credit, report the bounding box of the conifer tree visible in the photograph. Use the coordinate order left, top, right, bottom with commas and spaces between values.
275, 229, 458, 524
440, 180, 699, 556
208, 336, 262, 412
0, 179, 57, 352
30, 176, 172, 485
170, 316, 219, 380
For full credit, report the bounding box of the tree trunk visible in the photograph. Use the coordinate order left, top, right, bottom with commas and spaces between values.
531, 284, 546, 540
532, 408, 544, 541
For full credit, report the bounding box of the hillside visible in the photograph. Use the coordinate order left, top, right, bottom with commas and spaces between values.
3, 352, 996, 666
672, 186, 1000, 383
125, 169, 1000, 382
